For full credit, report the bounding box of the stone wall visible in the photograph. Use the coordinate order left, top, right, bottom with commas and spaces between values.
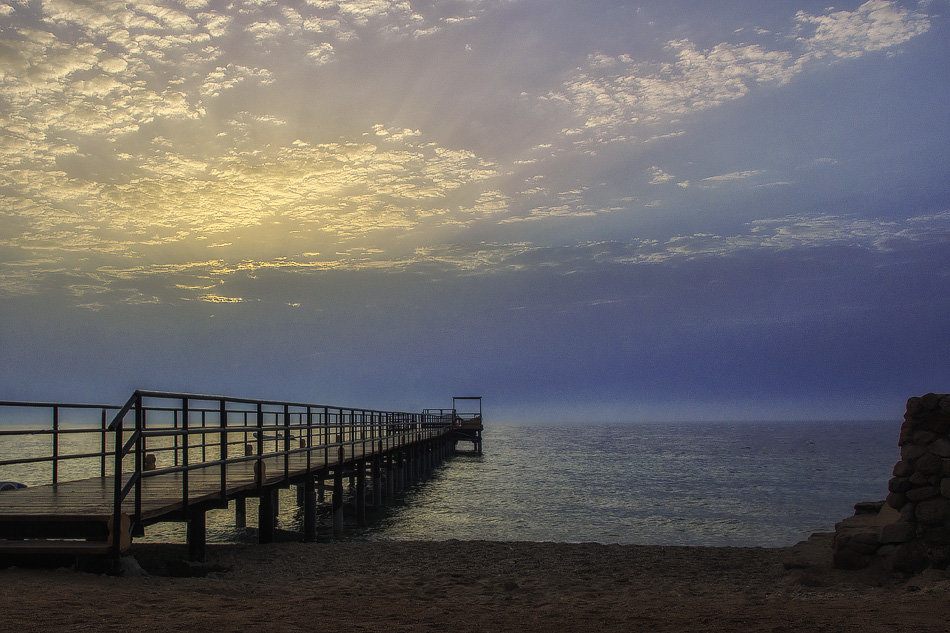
833, 393, 950, 573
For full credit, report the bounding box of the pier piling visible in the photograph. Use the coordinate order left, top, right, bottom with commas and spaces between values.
356, 462, 367, 526
303, 478, 317, 542
333, 448, 344, 535
259, 490, 275, 544
235, 497, 247, 528
0, 391, 482, 560
187, 509, 206, 561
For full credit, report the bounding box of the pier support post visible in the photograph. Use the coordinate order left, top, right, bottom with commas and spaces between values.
317, 472, 325, 502
187, 509, 206, 562
372, 456, 382, 507
333, 447, 344, 535
259, 490, 275, 544
356, 461, 367, 526
396, 450, 405, 491
386, 454, 395, 499
235, 496, 246, 528
303, 478, 317, 542
296, 484, 304, 506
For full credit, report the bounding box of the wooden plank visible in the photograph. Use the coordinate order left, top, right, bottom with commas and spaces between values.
0, 540, 112, 555
0, 431, 447, 539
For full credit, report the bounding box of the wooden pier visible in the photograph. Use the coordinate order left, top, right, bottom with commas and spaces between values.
0, 391, 482, 565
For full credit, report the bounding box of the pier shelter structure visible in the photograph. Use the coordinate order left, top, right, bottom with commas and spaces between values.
0, 390, 481, 566
437, 396, 482, 455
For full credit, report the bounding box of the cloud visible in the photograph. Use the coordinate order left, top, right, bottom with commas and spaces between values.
198, 293, 245, 303
6, 210, 948, 306
0, 123, 502, 285
649, 166, 675, 184
551, 1, 931, 142
702, 170, 766, 182
794, 0, 931, 60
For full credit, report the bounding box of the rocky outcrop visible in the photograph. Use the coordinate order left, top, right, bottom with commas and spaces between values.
833, 393, 950, 573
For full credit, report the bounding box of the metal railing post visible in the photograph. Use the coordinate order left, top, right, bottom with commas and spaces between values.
219, 398, 228, 496
51, 406, 59, 485
111, 405, 125, 561
283, 404, 290, 480
134, 394, 143, 522
306, 406, 312, 473
100, 408, 107, 478
181, 397, 189, 509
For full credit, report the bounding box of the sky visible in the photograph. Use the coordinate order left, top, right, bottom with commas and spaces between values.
0, 0, 948, 422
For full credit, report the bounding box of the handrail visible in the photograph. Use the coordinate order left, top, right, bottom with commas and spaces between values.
0, 390, 456, 557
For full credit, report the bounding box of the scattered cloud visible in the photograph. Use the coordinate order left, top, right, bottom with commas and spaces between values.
702, 170, 766, 182
649, 166, 676, 184
4, 212, 947, 304
550, 1, 931, 142
198, 293, 245, 303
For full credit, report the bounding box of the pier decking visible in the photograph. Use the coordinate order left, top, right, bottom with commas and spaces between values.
0, 390, 482, 565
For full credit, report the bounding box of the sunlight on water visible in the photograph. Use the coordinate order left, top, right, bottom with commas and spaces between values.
361, 421, 898, 547
0, 420, 898, 547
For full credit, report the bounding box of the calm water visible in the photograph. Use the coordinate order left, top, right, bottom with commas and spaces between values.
0, 420, 898, 547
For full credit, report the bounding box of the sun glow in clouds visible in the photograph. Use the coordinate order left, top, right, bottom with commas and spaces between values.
0, 0, 945, 308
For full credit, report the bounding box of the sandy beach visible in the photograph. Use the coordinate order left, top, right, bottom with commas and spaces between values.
2, 535, 949, 632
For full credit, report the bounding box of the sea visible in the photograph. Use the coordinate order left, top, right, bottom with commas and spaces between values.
0, 420, 898, 548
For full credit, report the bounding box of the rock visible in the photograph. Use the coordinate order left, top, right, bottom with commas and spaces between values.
907, 397, 923, 416
918, 567, 950, 582
918, 526, 950, 545
943, 459, 950, 476
901, 444, 927, 461
932, 417, 950, 436
929, 438, 950, 458
889, 477, 912, 493
886, 491, 906, 509
915, 497, 950, 525
885, 542, 928, 574
847, 532, 882, 554
907, 486, 939, 502
854, 501, 885, 515
909, 471, 933, 486
915, 454, 943, 475
941, 479, 950, 499
941, 396, 950, 415
913, 430, 938, 445
926, 545, 950, 569
893, 460, 913, 476
833, 548, 869, 570
900, 422, 915, 446
782, 532, 834, 570
922, 393, 941, 410
880, 521, 917, 543
879, 503, 900, 523
900, 502, 917, 523
118, 556, 148, 577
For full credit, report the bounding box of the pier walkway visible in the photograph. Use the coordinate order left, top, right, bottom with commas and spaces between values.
0, 390, 482, 565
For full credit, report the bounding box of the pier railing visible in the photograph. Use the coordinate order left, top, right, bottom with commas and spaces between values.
0, 401, 121, 484
0, 391, 455, 555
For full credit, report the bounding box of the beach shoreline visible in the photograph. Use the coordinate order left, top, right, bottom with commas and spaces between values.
1, 536, 949, 632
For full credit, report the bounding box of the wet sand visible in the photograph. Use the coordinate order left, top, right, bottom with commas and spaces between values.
2, 535, 949, 632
